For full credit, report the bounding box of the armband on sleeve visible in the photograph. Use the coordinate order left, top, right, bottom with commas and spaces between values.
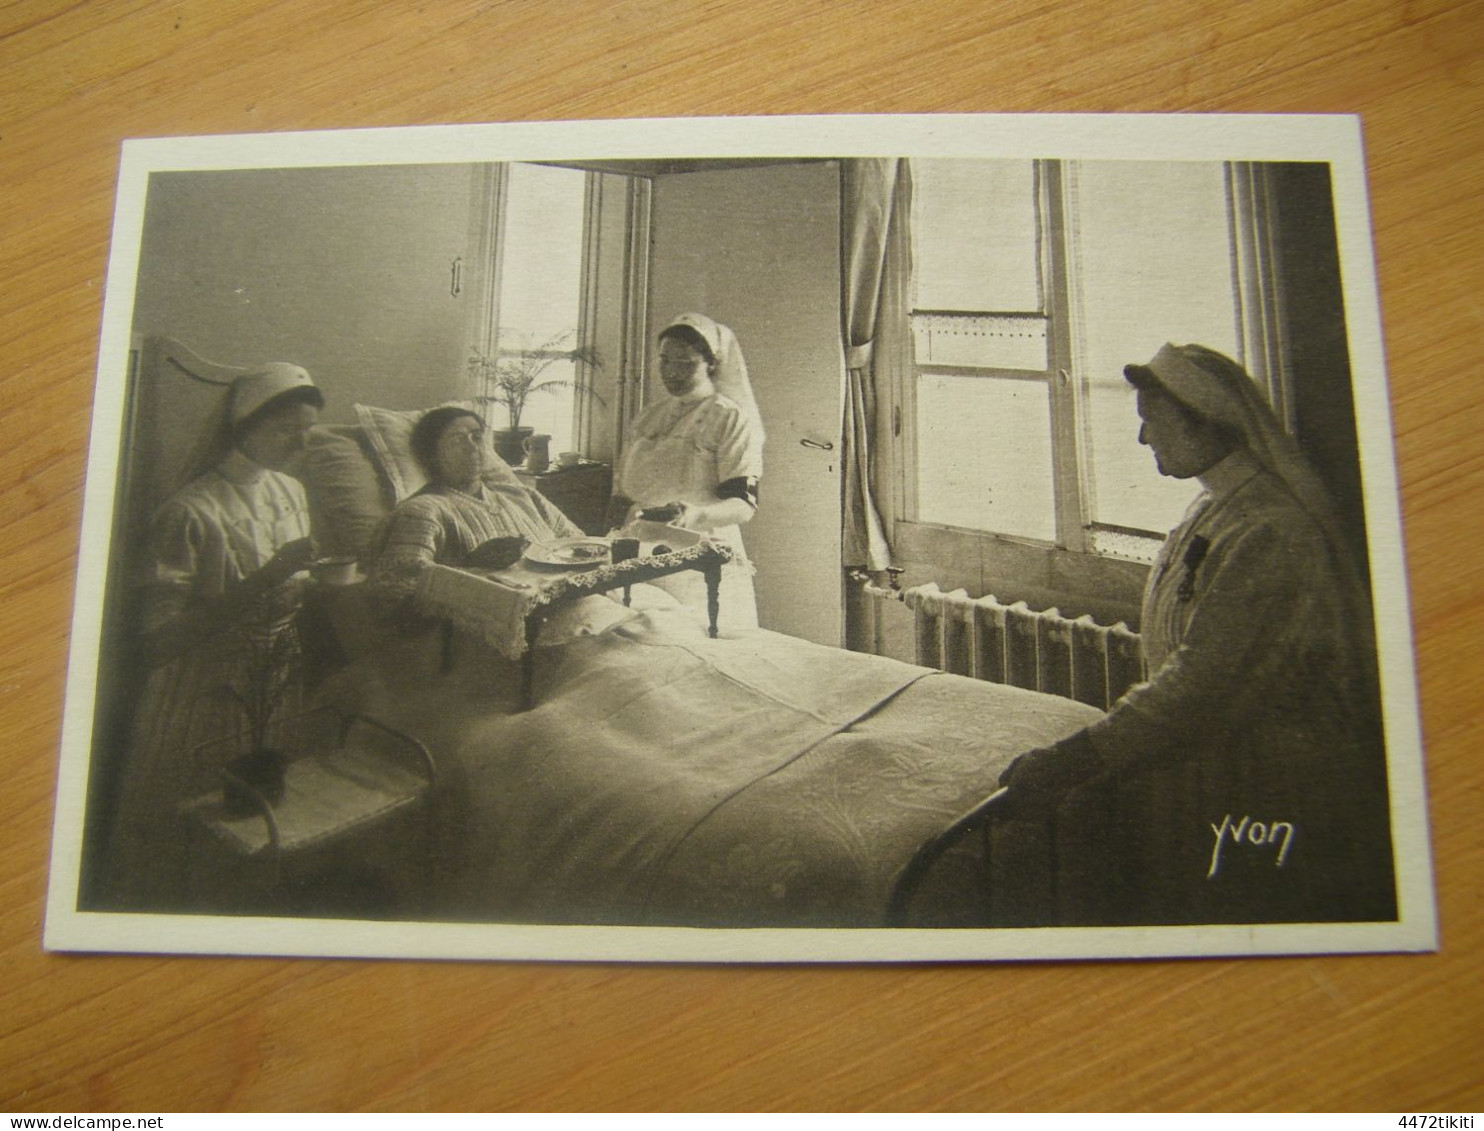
716, 476, 760, 508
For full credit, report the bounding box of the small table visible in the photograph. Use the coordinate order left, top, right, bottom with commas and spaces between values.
513, 460, 612, 535
417, 537, 734, 708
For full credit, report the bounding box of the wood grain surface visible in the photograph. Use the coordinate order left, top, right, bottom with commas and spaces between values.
3, 0, 1481, 1113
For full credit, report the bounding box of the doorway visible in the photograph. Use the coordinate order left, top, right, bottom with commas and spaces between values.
647, 162, 844, 645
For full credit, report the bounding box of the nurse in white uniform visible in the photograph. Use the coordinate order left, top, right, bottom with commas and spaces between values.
611, 313, 764, 633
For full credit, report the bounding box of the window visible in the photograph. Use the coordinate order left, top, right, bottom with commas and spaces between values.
484, 162, 592, 454
909, 160, 1054, 542
904, 158, 1278, 562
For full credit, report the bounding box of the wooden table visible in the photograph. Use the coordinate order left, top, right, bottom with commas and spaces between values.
4, 0, 1481, 1113
513, 461, 613, 536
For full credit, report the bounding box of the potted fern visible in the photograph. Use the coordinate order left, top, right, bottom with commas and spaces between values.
468, 331, 604, 468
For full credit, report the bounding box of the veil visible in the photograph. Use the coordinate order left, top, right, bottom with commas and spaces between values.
662, 313, 764, 441
1131, 343, 1341, 549
182, 363, 318, 483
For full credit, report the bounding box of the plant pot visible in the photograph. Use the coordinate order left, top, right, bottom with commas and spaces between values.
223, 748, 288, 817
491, 426, 534, 470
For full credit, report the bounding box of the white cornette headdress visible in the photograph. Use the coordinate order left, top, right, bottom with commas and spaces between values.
1131, 344, 1339, 534
663, 313, 764, 441
231, 363, 318, 424
184, 363, 320, 482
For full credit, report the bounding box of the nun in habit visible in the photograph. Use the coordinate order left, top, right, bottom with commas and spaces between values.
101, 364, 323, 909
609, 313, 764, 633
996, 344, 1395, 926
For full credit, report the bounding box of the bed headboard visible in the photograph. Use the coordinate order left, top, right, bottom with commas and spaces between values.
126, 337, 248, 523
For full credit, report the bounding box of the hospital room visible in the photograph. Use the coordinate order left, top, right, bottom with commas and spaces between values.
75, 154, 1399, 932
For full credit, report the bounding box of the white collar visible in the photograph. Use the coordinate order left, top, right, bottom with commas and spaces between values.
219, 448, 269, 485
1197, 448, 1261, 500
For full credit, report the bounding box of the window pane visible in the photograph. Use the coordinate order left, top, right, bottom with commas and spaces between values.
499, 163, 586, 344
1072, 160, 1239, 534
511, 358, 577, 457
492, 163, 587, 454
912, 160, 1041, 313
917, 374, 1056, 541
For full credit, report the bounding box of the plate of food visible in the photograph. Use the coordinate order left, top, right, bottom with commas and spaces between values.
523, 537, 612, 568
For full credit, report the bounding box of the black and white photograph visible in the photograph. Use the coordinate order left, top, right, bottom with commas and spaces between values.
43, 114, 1434, 963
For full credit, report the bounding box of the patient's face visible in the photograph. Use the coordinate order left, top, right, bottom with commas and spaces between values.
432, 416, 486, 486
658, 338, 713, 398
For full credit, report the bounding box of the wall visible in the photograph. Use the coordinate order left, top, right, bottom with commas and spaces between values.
1273, 162, 1371, 575
131, 163, 488, 426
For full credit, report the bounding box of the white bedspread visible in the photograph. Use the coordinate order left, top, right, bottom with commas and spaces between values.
342, 606, 1101, 927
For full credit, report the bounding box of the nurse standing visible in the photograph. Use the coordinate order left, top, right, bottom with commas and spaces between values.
996, 344, 1393, 926
610, 313, 764, 632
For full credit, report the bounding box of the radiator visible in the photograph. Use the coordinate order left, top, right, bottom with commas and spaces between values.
870, 582, 1145, 711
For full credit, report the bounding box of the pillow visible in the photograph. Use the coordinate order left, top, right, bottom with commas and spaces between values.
297, 425, 391, 558
353, 401, 522, 504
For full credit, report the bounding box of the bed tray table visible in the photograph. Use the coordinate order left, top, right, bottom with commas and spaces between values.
418, 534, 734, 708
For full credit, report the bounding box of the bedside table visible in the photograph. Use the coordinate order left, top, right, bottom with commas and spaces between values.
515, 460, 612, 534
180, 706, 437, 916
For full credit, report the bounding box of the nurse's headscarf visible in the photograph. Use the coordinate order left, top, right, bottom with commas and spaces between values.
1125, 343, 1342, 547
185, 362, 321, 481
661, 313, 764, 441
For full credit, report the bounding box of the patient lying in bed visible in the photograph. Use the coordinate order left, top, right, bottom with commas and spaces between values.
369, 406, 585, 602
303, 403, 1102, 928
344, 404, 668, 696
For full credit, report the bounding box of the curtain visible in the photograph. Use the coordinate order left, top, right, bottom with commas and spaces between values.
840, 158, 910, 571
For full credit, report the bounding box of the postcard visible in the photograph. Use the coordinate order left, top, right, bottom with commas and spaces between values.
44, 114, 1434, 963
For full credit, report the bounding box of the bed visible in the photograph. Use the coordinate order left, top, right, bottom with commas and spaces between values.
282, 398, 1101, 928
109, 339, 1096, 928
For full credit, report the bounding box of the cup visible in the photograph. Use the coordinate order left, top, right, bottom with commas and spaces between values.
311, 555, 359, 586
523, 433, 552, 472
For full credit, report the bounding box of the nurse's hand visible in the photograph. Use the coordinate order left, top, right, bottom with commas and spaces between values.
260, 537, 316, 586
996, 731, 1102, 819
669, 503, 712, 531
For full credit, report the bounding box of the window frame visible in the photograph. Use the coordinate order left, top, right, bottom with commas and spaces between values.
894, 157, 1287, 566
471, 162, 611, 455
